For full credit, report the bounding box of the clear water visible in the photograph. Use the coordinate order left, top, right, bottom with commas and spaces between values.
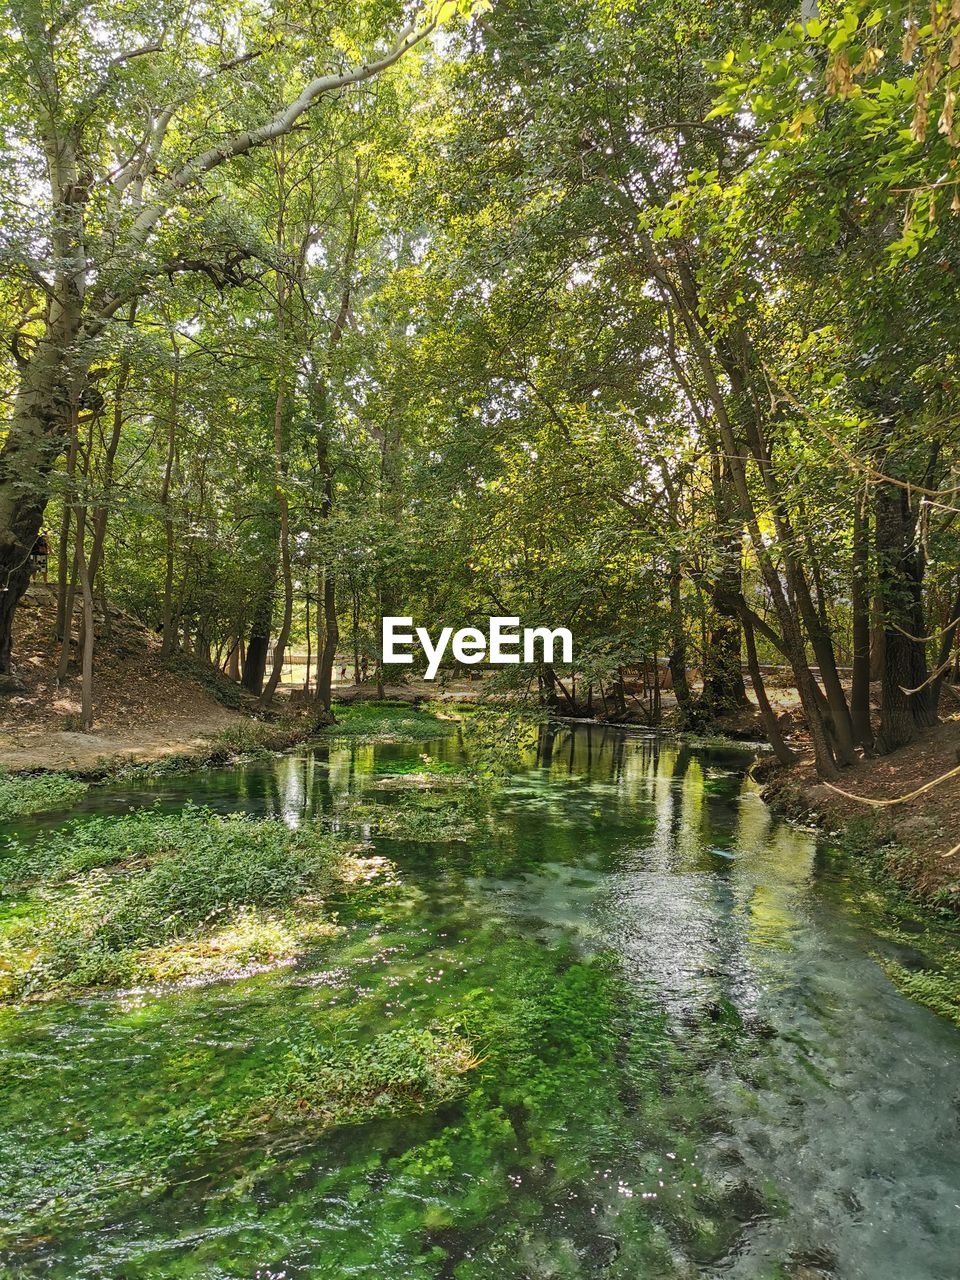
2, 725, 959, 1279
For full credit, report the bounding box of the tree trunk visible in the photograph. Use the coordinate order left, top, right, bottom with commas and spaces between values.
850, 486, 873, 750
303, 592, 312, 694
260, 233, 295, 708
225, 638, 241, 682
55, 414, 80, 643
78, 534, 95, 731
876, 482, 935, 749
0, 349, 74, 673
667, 556, 694, 727
159, 355, 180, 658
242, 589, 273, 696
352, 582, 361, 684
931, 581, 960, 709
697, 470, 748, 724
742, 612, 795, 766
315, 567, 339, 712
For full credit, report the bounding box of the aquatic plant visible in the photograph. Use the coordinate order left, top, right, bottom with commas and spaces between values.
257, 1024, 482, 1129
1, 801, 314, 887
881, 957, 960, 1027
0, 806, 345, 997
327, 790, 484, 842
371, 755, 470, 787
0, 770, 87, 822
322, 701, 458, 742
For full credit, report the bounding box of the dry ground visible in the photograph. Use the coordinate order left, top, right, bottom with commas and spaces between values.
0, 583, 244, 772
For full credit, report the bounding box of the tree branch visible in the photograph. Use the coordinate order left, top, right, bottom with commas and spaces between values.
85, 12, 437, 336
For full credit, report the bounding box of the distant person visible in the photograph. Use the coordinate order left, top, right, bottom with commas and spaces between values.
340, 665, 348, 683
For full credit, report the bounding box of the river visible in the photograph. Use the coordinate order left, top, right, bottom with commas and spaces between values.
1, 724, 959, 1279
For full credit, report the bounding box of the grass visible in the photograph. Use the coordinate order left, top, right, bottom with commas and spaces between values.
0, 770, 88, 821
0, 804, 348, 998
254, 1024, 482, 1130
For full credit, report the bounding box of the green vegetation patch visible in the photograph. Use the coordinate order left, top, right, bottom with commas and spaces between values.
0, 770, 88, 822
256, 1024, 481, 1130
880, 956, 960, 1027
329, 789, 484, 842
0, 805, 347, 998
370, 755, 470, 788
819, 819, 960, 1025
324, 701, 458, 742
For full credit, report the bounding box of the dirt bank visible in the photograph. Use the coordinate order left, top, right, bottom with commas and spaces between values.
759, 715, 960, 909
0, 584, 258, 773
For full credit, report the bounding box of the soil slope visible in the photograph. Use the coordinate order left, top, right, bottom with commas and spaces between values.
0, 583, 245, 772
762, 714, 960, 904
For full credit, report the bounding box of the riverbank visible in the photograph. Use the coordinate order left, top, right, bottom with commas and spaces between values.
759, 715, 960, 913
0, 584, 486, 774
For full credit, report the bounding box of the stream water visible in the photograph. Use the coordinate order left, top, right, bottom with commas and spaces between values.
2, 725, 960, 1279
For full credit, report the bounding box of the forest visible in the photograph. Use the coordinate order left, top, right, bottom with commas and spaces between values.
2, 0, 959, 775
1, 0, 960, 1276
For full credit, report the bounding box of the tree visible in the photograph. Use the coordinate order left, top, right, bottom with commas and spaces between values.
0, 0, 447, 673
